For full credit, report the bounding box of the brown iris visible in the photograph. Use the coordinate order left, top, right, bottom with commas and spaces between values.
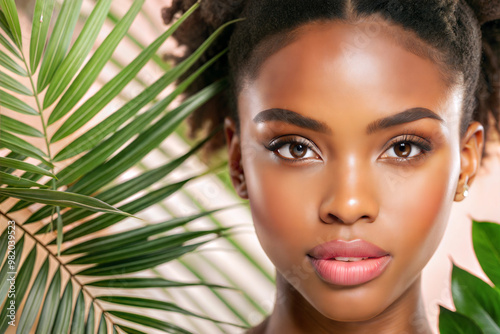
394, 142, 411, 158
289, 143, 307, 158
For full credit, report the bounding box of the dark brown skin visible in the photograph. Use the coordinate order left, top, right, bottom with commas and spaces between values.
224, 18, 484, 334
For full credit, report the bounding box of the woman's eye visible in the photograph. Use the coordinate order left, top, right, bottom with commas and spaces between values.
384, 141, 422, 159
268, 138, 320, 161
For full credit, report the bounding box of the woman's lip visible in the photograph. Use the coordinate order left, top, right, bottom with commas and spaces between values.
307, 239, 389, 259
308, 256, 392, 286
307, 239, 391, 286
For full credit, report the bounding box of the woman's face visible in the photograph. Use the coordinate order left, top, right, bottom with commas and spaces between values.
234, 20, 465, 321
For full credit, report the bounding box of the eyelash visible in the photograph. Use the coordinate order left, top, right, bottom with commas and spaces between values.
264, 136, 320, 163
264, 133, 433, 164
383, 133, 433, 164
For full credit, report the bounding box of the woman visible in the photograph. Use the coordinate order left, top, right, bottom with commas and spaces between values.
163, 1, 500, 333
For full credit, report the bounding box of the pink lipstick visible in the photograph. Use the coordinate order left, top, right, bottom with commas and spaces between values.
307, 239, 391, 286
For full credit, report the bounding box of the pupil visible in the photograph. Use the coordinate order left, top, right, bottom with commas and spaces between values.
290, 143, 306, 158
396, 142, 411, 157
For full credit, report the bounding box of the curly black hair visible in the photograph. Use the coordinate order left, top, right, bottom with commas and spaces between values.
162, 0, 500, 158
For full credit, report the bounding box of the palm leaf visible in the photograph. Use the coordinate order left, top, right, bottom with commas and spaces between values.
0, 171, 49, 188
0, 49, 26, 76
29, 0, 55, 73
0, 114, 43, 137
0, 90, 38, 115
0, 70, 32, 95
0, 156, 56, 177
0, 32, 21, 59
0, 1, 263, 333
0, 0, 22, 48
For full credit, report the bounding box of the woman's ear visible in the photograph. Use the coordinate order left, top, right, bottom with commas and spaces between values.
454, 121, 485, 201
224, 117, 249, 199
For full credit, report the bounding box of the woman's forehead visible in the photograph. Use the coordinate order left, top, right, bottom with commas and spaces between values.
238, 19, 463, 131
238, 18, 458, 90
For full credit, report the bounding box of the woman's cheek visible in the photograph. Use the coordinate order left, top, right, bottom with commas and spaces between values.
382, 152, 458, 270
245, 158, 317, 265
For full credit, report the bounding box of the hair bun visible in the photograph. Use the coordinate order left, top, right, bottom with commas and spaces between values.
465, 0, 500, 24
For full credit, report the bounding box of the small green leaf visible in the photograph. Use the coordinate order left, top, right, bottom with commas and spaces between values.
30, 0, 55, 73
48, 0, 144, 125
86, 277, 232, 290
35, 269, 61, 334
438, 306, 483, 334
0, 8, 14, 41
0, 70, 32, 95
0, 151, 24, 173
71, 290, 85, 334
0, 131, 47, 158
0, 244, 36, 333
51, 280, 73, 334
0, 156, 56, 177
108, 311, 192, 334
43, 0, 111, 107
0, 230, 7, 264
85, 303, 95, 334
472, 220, 500, 287
0, 140, 53, 168
70, 229, 224, 265
0, 49, 26, 76
0, 114, 44, 137
49, 1, 198, 142
77, 242, 206, 276
97, 296, 242, 327
97, 313, 107, 334
37, 0, 83, 91
16, 257, 50, 334
0, 32, 21, 59
117, 325, 147, 334
0, 188, 132, 218
0, 0, 22, 48
0, 170, 49, 188
451, 264, 500, 333
0, 89, 38, 115
0, 236, 23, 303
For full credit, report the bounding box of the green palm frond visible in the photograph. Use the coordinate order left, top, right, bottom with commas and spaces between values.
0, 0, 259, 332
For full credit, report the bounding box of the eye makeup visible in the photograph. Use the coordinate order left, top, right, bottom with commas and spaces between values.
263, 129, 436, 166
380, 132, 434, 165
264, 135, 322, 163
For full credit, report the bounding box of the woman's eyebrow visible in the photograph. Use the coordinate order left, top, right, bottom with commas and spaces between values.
366, 108, 444, 134
253, 107, 444, 134
252, 108, 332, 134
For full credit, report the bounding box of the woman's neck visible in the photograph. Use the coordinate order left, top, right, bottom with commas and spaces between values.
249, 272, 432, 334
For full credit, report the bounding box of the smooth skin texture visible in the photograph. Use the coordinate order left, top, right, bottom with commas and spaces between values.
224, 18, 484, 334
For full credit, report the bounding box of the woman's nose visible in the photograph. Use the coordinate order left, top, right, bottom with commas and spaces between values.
319, 157, 379, 225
